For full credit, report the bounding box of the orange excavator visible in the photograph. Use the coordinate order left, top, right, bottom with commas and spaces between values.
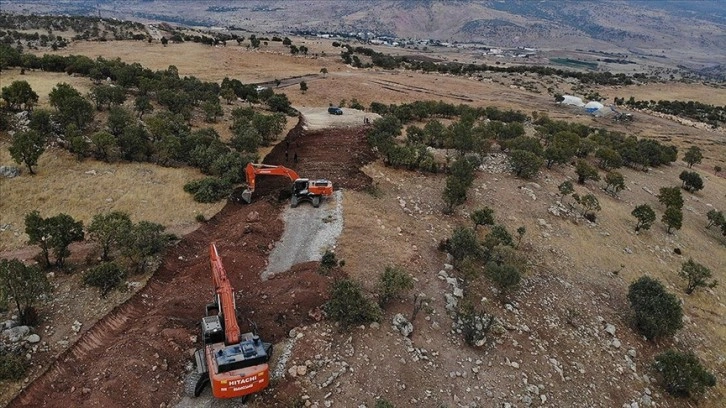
240, 163, 333, 208
185, 243, 273, 400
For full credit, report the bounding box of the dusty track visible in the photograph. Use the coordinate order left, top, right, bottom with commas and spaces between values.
8, 118, 375, 408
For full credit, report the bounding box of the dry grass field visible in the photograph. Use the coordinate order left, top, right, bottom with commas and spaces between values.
2, 38, 725, 407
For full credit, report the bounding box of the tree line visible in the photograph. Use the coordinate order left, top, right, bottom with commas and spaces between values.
340, 44, 649, 86
2, 47, 293, 202
615, 96, 725, 127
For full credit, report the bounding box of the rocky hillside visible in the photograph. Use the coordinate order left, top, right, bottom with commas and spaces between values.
3, 0, 725, 68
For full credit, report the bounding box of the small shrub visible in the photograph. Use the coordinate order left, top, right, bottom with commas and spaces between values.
376, 266, 414, 307
374, 399, 395, 408
653, 350, 716, 399
320, 249, 338, 273
456, 299, 494, 347
83, 262, 126, 297
325, 278, 381, 330
0, 353, 27, 381
195, 213, 206, 223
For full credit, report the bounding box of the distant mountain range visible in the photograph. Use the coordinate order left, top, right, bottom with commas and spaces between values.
4, 0, 725, 66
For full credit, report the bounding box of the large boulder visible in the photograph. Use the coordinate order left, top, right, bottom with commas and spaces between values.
2, 325, 31, 343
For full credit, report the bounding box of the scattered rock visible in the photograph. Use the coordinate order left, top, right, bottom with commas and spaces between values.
605, 324, 616, 336
0, 166, 21, 178
392, 313, 413, 337
25, 334, 41, 343
2, 325, 30, 343
246, 211, 260, 222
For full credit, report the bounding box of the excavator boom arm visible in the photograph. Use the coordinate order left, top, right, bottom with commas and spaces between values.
242, 163, 302, 203
209, 244, 241, 345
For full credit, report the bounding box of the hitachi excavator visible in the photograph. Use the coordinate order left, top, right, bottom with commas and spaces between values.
240, 163, 333, 208
185, 243, 273, 400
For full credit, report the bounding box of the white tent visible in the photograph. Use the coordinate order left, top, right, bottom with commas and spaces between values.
584, 101, 606, 115
560, 95, 585, 107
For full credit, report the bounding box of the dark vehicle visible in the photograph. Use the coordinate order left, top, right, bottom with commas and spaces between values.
328, 107, 343, 115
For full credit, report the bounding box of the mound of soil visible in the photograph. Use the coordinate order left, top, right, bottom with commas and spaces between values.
9, 119, 376, 407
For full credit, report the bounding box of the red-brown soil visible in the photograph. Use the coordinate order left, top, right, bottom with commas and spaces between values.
8, 119, 375, 408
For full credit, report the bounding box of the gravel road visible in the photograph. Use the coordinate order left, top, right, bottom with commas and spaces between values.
262, 190, 343, 280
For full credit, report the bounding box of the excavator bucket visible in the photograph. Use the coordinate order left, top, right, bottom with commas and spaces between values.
240, 188, 253, 204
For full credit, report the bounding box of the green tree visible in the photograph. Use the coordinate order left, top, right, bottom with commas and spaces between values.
509, 150, 543, 179
594, 147, 623, 170
662, 206, 683, 234
83, 262, 126, 297
91, 131, 118, 162
68, 132, 90, 161
604, 171, 625, 195
683, 146, 703, 168
230, 123, 262, 153
119, 221, 171, 273
107, 106, 134, 137
448, 227, 482, 262
325, 278, 381, 330
49, 83, 94, 130
220, 87, 236, 104
470, 207, 495, 230
443, 177, 468, 213
544, 131, 578, 168
266, 93, 293, 114
160, 37, 168, 46
575, 193, 601, 219
482, 224, 515, 251
201, 100, 223, 123
632, 204, 656, 231
134, 94, 153, 118
705, 209, 724, 229
679, 171, 704, 193
376, 266, 414, 307
627, 276, 683, 340
34, 213, 85, 269
558, 180, 574, 199
485, 261, 521, 297
320, 67, 328, 77
575, 160, 600, 184
1, 80, 38, 110
658, 187, 683, 209
299, 81, 308, 93
442, 157, 477, 212
653, 350, 716, 399
0, 259, 51, 324
28, 109, 54, 137
679, 259, 717, 294
9, 129, 46, 174
88, 211, 133, 261
184, 177, 233, 203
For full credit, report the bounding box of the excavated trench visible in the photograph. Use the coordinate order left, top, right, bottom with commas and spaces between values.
9, 115, 376, 408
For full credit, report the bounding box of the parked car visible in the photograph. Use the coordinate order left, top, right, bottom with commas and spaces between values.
328, 106, 343, 115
